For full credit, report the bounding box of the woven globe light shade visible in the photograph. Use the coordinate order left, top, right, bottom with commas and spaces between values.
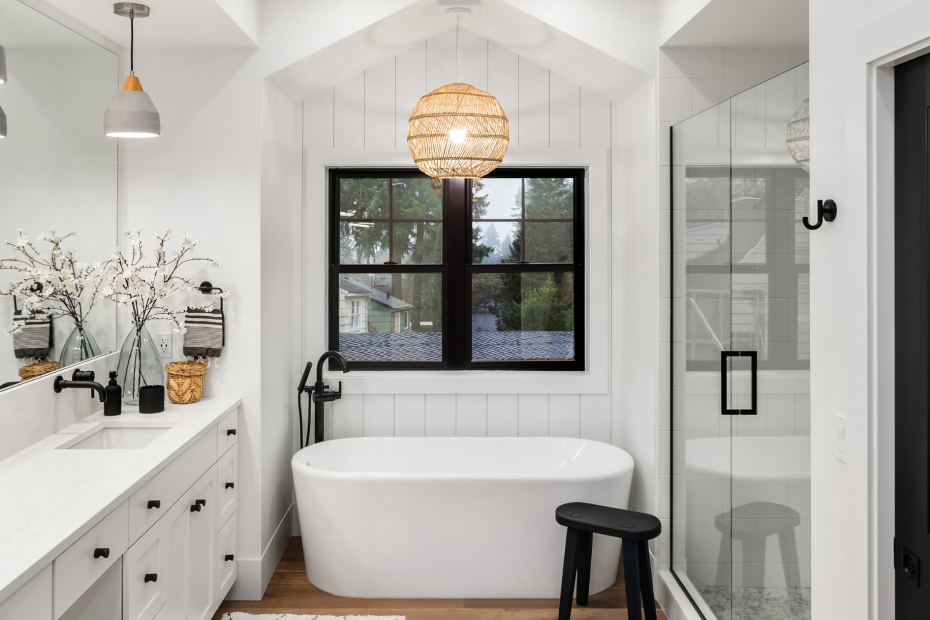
786, 98, 810, 173
407, 83, 509, 178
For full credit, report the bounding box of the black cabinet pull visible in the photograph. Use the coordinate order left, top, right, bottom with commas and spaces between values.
227, 429, 236, 436
225, 482, 235, 489
225, 554, 235, 561
93, 548, 109, 559
190, 504, 202, 512
196, 499, 207, 506
144, 573, 158, 583
147, 500, 161, 509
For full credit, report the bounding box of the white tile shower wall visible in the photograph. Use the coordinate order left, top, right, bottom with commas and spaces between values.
657, 46, 809, 574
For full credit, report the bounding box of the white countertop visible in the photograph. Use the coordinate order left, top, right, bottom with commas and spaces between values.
0, 395, 242, 605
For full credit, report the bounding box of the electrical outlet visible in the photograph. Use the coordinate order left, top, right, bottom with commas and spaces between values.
157, 333, 172, 358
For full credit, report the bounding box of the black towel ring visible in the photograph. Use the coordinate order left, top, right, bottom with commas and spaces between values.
198, 281, 224, 312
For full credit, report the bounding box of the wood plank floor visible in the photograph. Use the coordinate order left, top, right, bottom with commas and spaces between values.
214, 537, 668, 620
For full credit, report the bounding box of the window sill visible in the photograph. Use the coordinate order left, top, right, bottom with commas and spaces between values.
321, 368, 607, 395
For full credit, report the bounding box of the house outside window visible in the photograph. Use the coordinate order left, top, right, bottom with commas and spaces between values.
329, 168, 585, 370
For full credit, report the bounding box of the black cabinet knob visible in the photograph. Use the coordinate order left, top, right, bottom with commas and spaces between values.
190, 504, 202, 512
147, 500, 161, 509
196, 499, 206, 506
225, 482, 235, 489
144, 573, 158, 583
225, 554, 235, 561
94, 548, 109, 559
227, 429, 236, 436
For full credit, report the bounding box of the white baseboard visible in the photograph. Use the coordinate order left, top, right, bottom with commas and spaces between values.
657, 570, 703, 620
226, 504, 296, 601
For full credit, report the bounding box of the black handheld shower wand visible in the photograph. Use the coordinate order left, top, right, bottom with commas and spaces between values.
297, 362, 313, 449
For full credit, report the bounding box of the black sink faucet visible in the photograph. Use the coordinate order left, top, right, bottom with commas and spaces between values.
53, 369, 107, 403
311, 351, 349, 445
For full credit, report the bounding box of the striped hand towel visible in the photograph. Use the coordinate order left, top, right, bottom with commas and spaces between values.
12, 310, 53, 361
183, 308, 224, 360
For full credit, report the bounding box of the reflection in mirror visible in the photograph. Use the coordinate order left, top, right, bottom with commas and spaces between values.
0, 0, 118, 390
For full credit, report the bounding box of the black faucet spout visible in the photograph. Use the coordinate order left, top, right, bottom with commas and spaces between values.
54, 376, 107, 402
311, 351, 349, 444
315, 350, 348, 387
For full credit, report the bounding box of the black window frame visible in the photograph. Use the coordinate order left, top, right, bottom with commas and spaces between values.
328, 167, 585, 371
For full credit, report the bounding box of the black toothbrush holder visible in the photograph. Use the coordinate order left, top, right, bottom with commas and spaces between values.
139, 385, 165, 414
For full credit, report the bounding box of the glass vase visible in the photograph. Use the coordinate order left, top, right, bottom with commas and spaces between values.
59, 323, 101, 368
117, 322, 165, 405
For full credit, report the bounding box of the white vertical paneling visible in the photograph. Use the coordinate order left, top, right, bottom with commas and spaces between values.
487, 42, 519, 146
518, 394, 549, 437
424, 394, 456, 437
303, 87, 333, 149
323, 401, 333, 442
333, 394, 364, 439
549, 73, 579, 148
394, 394, 426, 437
456, 394, 487, 437
580, 394, 611, 442
487, 394, 519, 436
580, 88, 610, 149
426, 28, 456, 92
549, 394, 580, 438
333, 72, 365, 148
365, 57, 395, 149
519, 57, 549, 148
363, 394, 395, 437
457, 28, 487, 91
396, 42, 427, 148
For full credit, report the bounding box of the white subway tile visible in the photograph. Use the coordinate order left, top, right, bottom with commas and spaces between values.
660, 48, 726, 78
725, 47, 792, 79
691, 78, 759, 116
659, 78, 693, 122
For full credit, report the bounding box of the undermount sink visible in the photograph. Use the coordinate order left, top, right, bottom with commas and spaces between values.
63, 425, 174, 450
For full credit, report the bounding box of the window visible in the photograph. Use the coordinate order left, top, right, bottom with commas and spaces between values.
330, 168, 585, 370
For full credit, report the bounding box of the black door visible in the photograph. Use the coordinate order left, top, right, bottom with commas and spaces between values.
895, 52, 930, 618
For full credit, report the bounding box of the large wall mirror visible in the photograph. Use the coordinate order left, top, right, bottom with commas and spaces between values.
0, 0, 118, 390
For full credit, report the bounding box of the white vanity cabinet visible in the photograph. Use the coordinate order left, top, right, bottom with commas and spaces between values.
0, 402, 241, 620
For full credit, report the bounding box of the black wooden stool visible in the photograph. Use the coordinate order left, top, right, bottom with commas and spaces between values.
555, 502, 662, 620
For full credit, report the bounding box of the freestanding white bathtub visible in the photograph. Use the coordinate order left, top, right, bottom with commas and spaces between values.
291, 437, 634, 599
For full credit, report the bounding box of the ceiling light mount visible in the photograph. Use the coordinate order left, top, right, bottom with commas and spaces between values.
113, 3, 150, 18
438, 0, 480, 14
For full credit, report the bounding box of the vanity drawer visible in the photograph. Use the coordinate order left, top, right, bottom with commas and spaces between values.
122, 518, 167, 620
129, 428, 217, 542
215, 513, 237, 603
54, 501, 129, 619
216, 444, 238, 532
217, 408, 238, 456
0, 563, 51, 620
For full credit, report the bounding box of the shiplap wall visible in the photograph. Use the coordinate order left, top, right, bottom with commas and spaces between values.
302, 27, 613, 445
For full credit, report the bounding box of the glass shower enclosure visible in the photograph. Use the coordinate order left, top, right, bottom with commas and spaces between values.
670, 63, 811, 620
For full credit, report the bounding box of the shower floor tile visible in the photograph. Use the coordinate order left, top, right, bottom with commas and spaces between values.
697, 586, 811, 620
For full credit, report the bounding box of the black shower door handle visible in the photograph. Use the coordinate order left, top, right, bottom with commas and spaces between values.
721, 350, 757, 415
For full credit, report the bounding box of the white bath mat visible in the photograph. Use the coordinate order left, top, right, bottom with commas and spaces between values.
221, 615, 405, 620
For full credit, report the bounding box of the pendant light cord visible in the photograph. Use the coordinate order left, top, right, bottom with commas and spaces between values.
456, 15, 459, 82
130, 9, 134, 74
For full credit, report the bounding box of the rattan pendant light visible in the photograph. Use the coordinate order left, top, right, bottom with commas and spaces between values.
407, 18, 509, 178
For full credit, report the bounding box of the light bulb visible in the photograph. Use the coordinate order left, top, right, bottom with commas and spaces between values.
449, 128, 467, 143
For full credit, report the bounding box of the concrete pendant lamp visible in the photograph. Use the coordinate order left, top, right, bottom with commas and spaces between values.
104, 3, 159, 138
0, 43, 7, 85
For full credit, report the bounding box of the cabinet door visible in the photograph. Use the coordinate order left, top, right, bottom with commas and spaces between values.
187, 465, 217, 620
157, 496, 190, 620
122, 519, 167, 620
215, 513, 237, 603
216, 444, 238, 532
0, 564, 52, 620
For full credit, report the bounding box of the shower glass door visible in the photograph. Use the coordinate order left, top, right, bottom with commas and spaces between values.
670, 63, 811, 620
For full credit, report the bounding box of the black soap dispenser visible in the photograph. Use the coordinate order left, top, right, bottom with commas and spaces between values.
104, 371, 122, 416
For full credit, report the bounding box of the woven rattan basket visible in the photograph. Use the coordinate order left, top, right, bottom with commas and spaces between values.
19, 361, 59, 381
165, 361, 208, 404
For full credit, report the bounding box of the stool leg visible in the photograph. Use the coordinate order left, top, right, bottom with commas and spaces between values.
637, 540, 657, 620
576, 531, 593, 606
622, 539, 642, 620
558, 528, 580, 620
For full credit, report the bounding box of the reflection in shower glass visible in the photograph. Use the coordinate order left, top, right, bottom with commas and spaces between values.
671, 63, 811, 620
